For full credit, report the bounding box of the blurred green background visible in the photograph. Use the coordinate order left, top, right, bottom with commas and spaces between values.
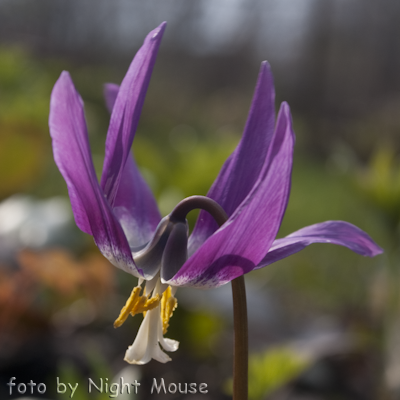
0, 1, 399, 399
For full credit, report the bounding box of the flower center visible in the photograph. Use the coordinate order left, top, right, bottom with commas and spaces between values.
114, 278, 178, 334
114, 285, 160, 328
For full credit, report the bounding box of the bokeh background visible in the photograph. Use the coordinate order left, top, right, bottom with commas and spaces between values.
0, 0, 399, 399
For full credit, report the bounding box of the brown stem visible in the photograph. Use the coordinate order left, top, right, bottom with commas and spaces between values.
170, 195, 248, 400
170, 195, 228, 226
231, 276, 248, 400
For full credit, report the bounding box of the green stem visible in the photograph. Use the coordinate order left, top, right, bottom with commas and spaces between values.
170, 195, 249, 400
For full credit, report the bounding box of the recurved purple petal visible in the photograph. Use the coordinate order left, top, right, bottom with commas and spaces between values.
189, 62, 276, 254
256, 221, 383, 269
113, 154, 161, 248
103, 82, 161, 248
49, 71, 139, 277
101, 22, 166, 207
168, 102, 295, 288
104, 83, 119, 113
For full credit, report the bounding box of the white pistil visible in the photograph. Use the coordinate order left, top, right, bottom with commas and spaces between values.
124, 278, 179, 365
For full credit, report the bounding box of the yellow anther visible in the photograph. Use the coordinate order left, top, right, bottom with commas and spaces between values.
114, 286, 160, 328
114, 286, 141, 328
160, 286, 178, 334
132, 293, 160, 316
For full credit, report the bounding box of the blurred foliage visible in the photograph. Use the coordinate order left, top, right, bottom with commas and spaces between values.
183, 311, 224, 358
357, 145, 400, 235
247, 347, 308, 400
225, 346, 309, 400
0, 249, 114, 340
0, 47, 59, 198
56, 352, 124, 400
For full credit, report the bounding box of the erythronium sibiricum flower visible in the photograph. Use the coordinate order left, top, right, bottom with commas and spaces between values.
49, 22, 382, 365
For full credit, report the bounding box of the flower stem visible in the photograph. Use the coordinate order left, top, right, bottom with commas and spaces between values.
170, 195, 248, 400
231, 275, 248, 400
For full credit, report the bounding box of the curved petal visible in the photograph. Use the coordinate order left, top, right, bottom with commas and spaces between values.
256, 221, 383, 269
101, 22, 166, 207
49, 71, 139, 277
168, 102, 295, 288
113, 154, 161, 248
189, 61, 276, 254
103, 83, 161, 248
104, 83, 119, 113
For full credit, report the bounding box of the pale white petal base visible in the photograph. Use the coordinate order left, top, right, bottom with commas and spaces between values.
124, 306, 179, 365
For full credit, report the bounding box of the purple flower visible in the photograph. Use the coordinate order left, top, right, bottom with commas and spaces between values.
49, 22, 382, 364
